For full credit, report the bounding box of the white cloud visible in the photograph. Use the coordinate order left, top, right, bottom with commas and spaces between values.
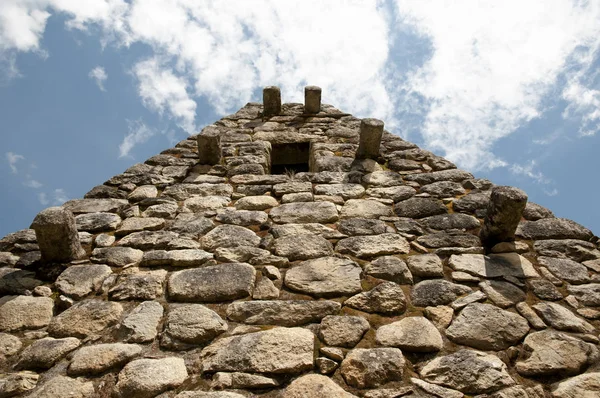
89, 66, 107, 91
38, 192, 49, 205
0, 1, 51, 53
133, 58, 197, 134
5, 152, 24, 173
510, 160, 550, 185
119, 120, 156, 158
23, 179, 43, 189
53, 188, 68, 204
394, 0, 600, 170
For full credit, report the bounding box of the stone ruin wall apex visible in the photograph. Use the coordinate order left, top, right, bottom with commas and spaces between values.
0, 85, 599, 397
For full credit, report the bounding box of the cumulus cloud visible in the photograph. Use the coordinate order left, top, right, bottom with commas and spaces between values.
89, 66, 107, 91
394, 0, 600, 170
37, 192, 49, 205
119, 120, 156, 158
5, 152, 24, 173
510, 160, 558, 196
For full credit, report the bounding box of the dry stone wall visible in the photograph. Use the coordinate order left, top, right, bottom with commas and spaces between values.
1, 89, 600, 397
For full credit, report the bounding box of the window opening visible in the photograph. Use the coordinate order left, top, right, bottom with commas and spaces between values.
270, 142, 310, 174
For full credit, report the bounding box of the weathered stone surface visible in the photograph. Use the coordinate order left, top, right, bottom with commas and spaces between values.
412, 379, 463, 398
473, 386, 529, 398
523, 202, 554, 220
479, 280, 526, 308
109, 270, 167, 300
118, 230, 180, 250
215, 246, 286, 266
142, 249, 213, 267
284, 374, 357, 398
274, 234, 333, 261
91, 246, 144, 267
119, 301, 163, 343
539, 256, 590, 284
48, 300, 123, 338
55, 264, 112, 299
449, 253, 539, 278
516, 330, 599, 377
0, 296, 53, 332
314, 184, 365, 199
532, 302, 595, 333
529, 278, 563, 301
341, 348, 404, 388
366, 186, 416, 202
271, 223, 346, 239
421, 350, 515, 394
363, 171, 404, 187
253, 276, 279, 299
226, 300, 340, 326
366, 256, 413, 284
338, 218, 392, 236
75, 212, 121, 232
215, 209, 268, 226
115, 357, 188, 398
212, 371, 279, 389
319, 315, 370, 347
161, 304, 227, 349
177, 392, 247, 398
201, 327, 314, 374
116, 217, 165, 235
31, 207, 85, 262
285, 256, 362, 297
182, 195, 230, 213
424, 306, 454, 329
340, 199, 393, 219
552, 372, 600, 398
68, 343, 142, 376
235, 195, 279, 210
446, 303, 529, 350
534, 239, 600, 263
169, 263, 256, 302
406, 254, 443, 278
479, 186, 528, 248
405, 169, 474, 185
411, 280, 471, 307
0, 332, 22, 358
270, 201, 339, 224
200, 225, 260, 251
0, 268, 41, 295
164, 183, 233, 200
336, 233, 410, 258
376, 317, 443, 352
568, 283, 600, 306
169, 214, 214, 238
394, 197, 448, 218
416, 231, 481, 248
17, 337, 80, 370
421, 213, 480, 231
0, 371, 39, 397
29, 375, 95, 398
128, 185, 158, 201
516, 218, 593, 240
63, 198, 128, 214
420, 181, 466, 197
345, 282, 407, 314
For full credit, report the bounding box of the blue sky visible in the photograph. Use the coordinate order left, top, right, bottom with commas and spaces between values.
1, 0, 600, 238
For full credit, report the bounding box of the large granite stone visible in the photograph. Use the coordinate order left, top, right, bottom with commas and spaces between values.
0, 268, 41, 295
55, 264, 112, 299
116, 217, 165, 235
376, 317, 443, 352
449, 253, 539, 278
63, 198, 128, 213
516, 218, 593, 240
411, 279, 472, 307
168, 263, 256, 302
274, 234, 333, 261
446, 303, 530, 350
109, 270, 167, 301
319, 315, 370, 347
516, 330, 599, 377
75, 212, 121, 232
340, 199, 393, 219
284, 374, 357, 398
345, 282, 407, 314
338, 218, 393, 236
226, 300, 340, 326
314, 184, 365, 199
0, 296, 53, 332
534, 239, 600, 263
284, 256, 362, 297
31, 207, 85, 262
115, 357, 188, 398
28, 375, 95, 398
16, 337, 80, 370
394, 197, 448, 218
538, 256, 590, 284
68, 343, 142, 376
552, 372, 600, 398
567, 284, 600, 306
117, 231, 180, 250
365, 256, 413, 284
161, 304, 227, 349
119, 301, 164, 343
270, 202, 339, 224
48, 300, 123, 338
421, 213, 480, 231
91, 247, 144, 267
416, 231, 481, 248
340, 348, 404, 388
532, 302, 595, 333
421, 350, 515, 394
201, 327, 314, 374
336, 233, 410, 258
420, 181, 466, 197
200, 225, 261, 251
405, 169, 473, 185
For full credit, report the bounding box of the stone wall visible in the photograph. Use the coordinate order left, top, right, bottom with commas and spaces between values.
1, 93, 599, 397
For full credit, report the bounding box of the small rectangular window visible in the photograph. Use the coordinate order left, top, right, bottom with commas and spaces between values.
270, 142, 310, 174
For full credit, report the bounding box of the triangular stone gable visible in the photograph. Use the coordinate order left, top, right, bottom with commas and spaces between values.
0, 87, 599, 397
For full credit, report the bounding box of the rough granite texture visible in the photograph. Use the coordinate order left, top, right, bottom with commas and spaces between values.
1, 95, 599, 397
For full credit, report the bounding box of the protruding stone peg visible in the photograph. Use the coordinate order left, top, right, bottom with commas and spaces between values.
31, 207, 85, 262
263, 86, 281, 116
304, 86, 321, 114
480, 186, 528, 251
356, 118, 384, 159
197, 125, 222, 165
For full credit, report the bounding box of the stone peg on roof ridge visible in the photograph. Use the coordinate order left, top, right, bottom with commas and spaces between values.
197, 125, 222, 165
263, 86, 281, 116
30, 206, 85, 262
480, 185, 528, 251
356, 118, 384, 160
304, 85, 322, 114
